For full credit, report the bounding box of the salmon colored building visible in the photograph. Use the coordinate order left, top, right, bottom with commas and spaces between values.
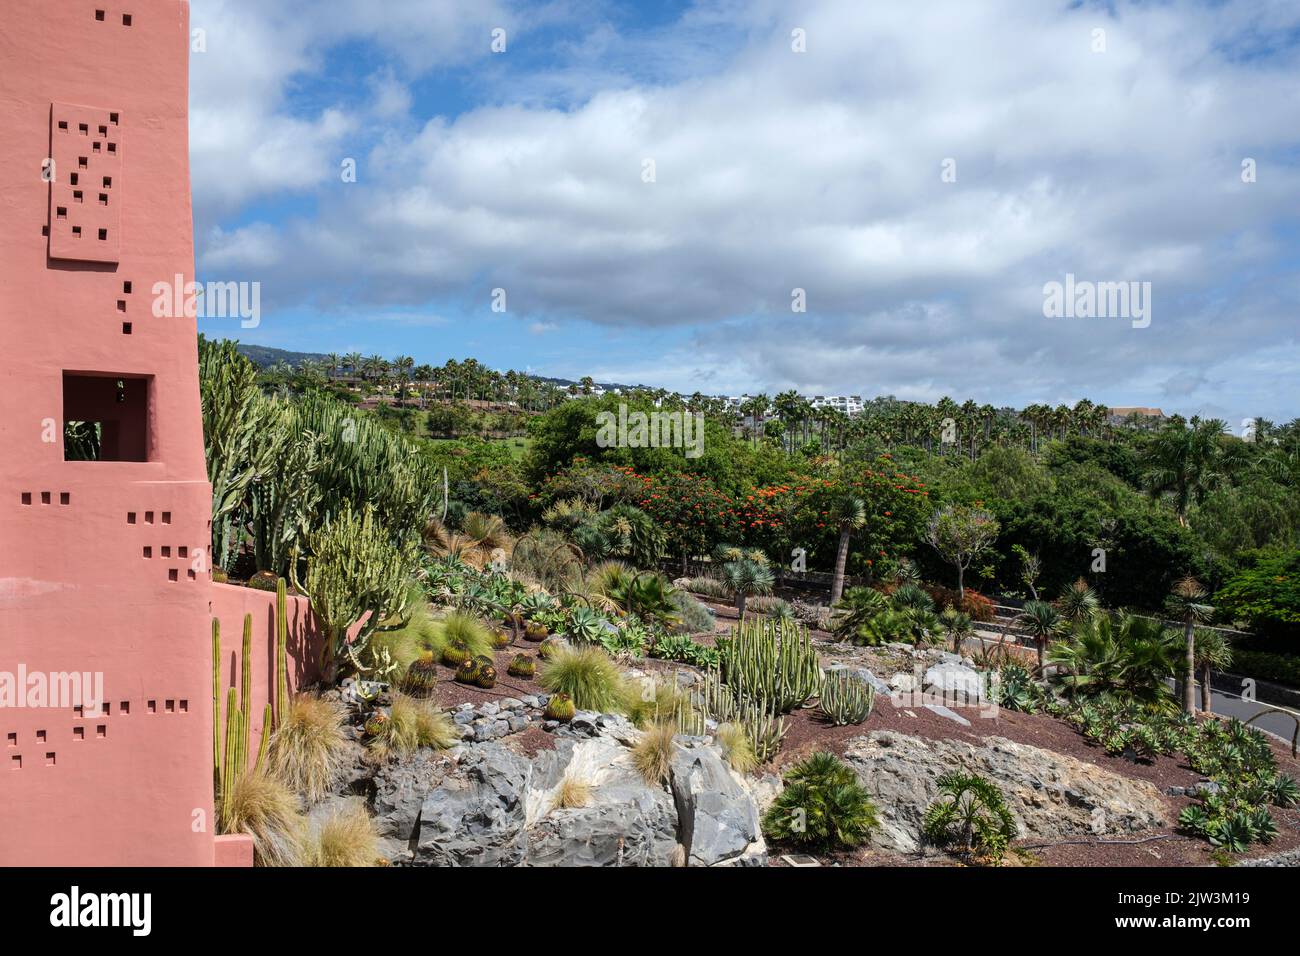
0, 0, 315, 865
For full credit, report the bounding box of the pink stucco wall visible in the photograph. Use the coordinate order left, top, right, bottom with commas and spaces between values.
210, 583, 324, 754
0, 1, 328, 866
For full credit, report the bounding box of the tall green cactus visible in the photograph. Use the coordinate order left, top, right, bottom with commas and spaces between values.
695, 668, 788, 763
292, 502, 419, 681
240, 614, 252, 770
718, 617, 823, 714
819, 670, 876, 726
212, 604, 292, 832
275, 578, 289, 728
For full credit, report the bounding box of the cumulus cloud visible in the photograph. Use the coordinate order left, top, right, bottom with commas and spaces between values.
190, 0, 1300, 420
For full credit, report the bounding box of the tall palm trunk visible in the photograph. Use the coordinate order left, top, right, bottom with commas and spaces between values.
1184, 621, 1196, 714
830, 526, 852, 605
736, 591, 747, 622
1200, 662, 1213, 713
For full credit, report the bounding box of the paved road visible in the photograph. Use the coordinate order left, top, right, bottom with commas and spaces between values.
1206, 685, 1298, 747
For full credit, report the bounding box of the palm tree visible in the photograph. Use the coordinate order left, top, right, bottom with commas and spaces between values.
828, 492, 867, 606
1193, 628, 1232, 714
1165, 576, 1214, 714
1144, 417, 1229, 525
1014, 600, 1068, 673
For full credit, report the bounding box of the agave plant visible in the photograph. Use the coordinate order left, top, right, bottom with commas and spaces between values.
562, 606, 606, 645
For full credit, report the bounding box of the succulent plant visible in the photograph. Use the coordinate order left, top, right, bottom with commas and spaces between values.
475, 663, 498, 689
363, 712, 390, 737
402, 652, 440, 698
441, 639, 471, 668
524, 622, 549, 642
544, 692, 575, 722
491, 628, 512, 648
507, 654, 536, 679
455, 655, 485, 685
538, 637, 565, 660
563, 607, 605, 644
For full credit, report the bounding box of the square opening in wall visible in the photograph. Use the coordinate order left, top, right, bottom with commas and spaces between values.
70, 173, 79, 186
98, 229, 108, 241
122, 322, 132, 335
21, 493, 31, 505
60, 492, 70, 505
73, 191, 83, 203
123, 14, 133, 26
95, 10, 105, 21
110, 113, 119, 124
58, 121, 68, 131
71, 226, 81, 238
62, 372, 152, 462
78, 124, 88, 135
123, 281, 132, 294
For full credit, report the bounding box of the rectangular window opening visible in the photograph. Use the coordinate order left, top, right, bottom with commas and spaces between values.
63, 372, 151, 462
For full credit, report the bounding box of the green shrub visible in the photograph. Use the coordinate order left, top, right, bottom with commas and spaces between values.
922, 771, 1017, 864
650, 634, 720, 669
762, 752, 878, 852
437, 610, 496, 659
366, 694, 458, 759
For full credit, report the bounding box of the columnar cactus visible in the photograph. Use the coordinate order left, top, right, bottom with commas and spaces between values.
718, 618, 823, 714
819, 671, 876, 726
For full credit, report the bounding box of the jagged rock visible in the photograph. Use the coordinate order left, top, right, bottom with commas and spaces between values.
668, 744, 766, 867
371, 749, 452, 846
406, 721, 766, 866
842, 731, 1169, 853
415, 745, 533, 866
525, 738, 679, 866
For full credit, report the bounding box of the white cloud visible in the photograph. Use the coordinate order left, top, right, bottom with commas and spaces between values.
191, 0, 1300, 421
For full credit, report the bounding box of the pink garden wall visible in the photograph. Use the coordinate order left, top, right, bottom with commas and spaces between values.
0, 1, 324, 866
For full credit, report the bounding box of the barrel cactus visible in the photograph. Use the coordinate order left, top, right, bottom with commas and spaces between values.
507, 654, 536, 679
455, 655, 493, 685
538, 637, 565, 660
441, 639, 471, 668
491, 628, 512, 649
363, 711, 390, 737
475, 662, 498, 689
524, 621, 549, 642
403, 653, 439, 698
544, 692, 575, 722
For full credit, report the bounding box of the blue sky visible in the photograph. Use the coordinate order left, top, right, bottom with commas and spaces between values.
190, 0, 1300, 423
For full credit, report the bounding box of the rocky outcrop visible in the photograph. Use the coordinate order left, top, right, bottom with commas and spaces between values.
842, 730, 1169, 853
378, 721, 767, 866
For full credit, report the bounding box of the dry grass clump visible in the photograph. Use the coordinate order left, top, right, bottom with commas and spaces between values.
632, 724, 678, 786
623, 677, 698, 730
715, 722, 758, 775
539, 645, 628, 713
266, 694, 351, 802
222, 771, 304, 867
299, 800, 381, 867
367, 693, 458, 760
553, 774, 594, 810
